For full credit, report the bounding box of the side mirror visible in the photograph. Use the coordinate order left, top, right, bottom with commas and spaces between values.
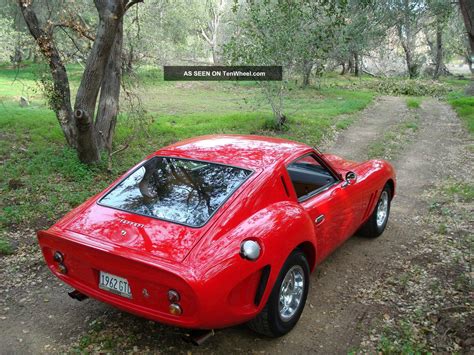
342, 171, 357, 188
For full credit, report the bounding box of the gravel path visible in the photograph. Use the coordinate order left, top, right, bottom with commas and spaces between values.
0, 96, 469, 354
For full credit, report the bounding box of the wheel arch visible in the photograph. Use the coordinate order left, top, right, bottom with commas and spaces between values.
296, 241, 317, 272
386, 178, 395, 200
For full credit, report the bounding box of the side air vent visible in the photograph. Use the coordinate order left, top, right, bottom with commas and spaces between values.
254, 265, 271, 306
363, 191, 377, 220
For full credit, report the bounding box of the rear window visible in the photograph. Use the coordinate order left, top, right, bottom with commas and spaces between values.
99, 157, 252, 227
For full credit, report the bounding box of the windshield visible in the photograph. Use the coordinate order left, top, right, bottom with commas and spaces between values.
99, 157, 252, 227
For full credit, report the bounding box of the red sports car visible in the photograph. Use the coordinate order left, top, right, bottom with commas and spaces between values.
38, 135, 395, 337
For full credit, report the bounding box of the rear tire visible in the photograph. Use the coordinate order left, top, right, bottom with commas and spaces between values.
358, 184, 391, 238
248, 249, 309, 337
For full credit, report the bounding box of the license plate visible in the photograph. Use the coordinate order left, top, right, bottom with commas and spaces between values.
99, 271, 132, 299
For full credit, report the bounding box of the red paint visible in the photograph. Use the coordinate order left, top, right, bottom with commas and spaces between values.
38, 135, 396, 329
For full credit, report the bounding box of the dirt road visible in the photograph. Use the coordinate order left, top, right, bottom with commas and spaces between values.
1, 96, 471, 354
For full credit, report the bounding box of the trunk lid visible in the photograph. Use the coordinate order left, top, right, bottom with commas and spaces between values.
65, 203, 211, 263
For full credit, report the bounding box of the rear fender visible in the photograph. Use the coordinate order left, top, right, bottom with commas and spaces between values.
186, 201, 316, 318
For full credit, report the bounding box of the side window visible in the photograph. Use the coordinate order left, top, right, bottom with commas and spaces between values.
287, 155, 337, 200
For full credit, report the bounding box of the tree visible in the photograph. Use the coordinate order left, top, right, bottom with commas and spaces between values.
121, 1, 201, 68
331, 0, 387, 77
225, 0, 346, 128
224, 1, 298, 128
198, 0, 227, 64
18, 0, 143, 164
424, 0, 454, 79
295, 2, 344, 86
389, 0, 427, 78
459, 0, 474, 74
442, 9, 473, 74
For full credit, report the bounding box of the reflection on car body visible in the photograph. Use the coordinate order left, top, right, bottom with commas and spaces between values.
37, 134, 396, 337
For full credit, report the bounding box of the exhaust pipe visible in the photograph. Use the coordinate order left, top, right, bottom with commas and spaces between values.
68, 290, 88, 301
182, 329, 215, 345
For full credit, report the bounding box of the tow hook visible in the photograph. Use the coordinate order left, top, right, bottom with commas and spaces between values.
68, 290, 88, 301
182, 329, 215, 345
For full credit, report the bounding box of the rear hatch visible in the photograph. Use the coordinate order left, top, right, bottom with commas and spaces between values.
64, 156, 254, 263
65, 203, 211, 263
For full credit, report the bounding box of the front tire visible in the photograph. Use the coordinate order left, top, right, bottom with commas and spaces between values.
358, 184, 391, 238
248, 249, 309, 337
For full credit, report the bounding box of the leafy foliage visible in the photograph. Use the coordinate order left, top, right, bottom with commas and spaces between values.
368, 78, 449, 96
0, 64, 374, 231
223, 0, 347, 127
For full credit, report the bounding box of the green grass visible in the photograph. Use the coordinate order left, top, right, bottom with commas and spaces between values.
0, 238, 14, 255
367, 115, 419, 159
1, 63, 472, 232
448, 93, 474, 134
443, 182, 474, 202
0, 63, 376, 231
406, 97, 422, 109
377, 321, 428, 354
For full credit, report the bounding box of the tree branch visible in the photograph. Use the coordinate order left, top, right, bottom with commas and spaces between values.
200, 27, 213, 45
53, 21, 95, 41
125, 0, 143, 13
18, 0, 77, 147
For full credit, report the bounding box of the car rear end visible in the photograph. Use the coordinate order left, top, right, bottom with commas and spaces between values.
37, 155, 263, 329
38, 228, 201, 328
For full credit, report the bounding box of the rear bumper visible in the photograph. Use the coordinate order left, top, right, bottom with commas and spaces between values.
38, 229, 269, 329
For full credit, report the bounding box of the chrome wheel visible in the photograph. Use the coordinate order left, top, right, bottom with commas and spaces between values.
278, 265, 305, 322
376, 191, 389, 227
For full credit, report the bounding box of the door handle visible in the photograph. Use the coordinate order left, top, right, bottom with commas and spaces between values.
315, 214, 325, 225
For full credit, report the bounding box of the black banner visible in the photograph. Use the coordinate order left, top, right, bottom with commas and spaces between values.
163, 66, 282, 81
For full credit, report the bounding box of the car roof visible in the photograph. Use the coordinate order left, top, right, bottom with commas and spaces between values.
154, 134, 312, 170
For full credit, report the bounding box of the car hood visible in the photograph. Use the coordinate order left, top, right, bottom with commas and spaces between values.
64, 203, 211, 263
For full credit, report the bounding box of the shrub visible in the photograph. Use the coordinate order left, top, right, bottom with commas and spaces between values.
0, 238, 14, 255
406, 97, 422, 109
368, 78, 449, 97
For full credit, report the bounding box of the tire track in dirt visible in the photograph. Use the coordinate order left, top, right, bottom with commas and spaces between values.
203, 97, 465, 354
288, 97, 465, 354
0, 97, 466, 354
327, 96, 411, 160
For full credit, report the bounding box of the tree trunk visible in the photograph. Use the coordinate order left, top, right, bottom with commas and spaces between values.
33, 51, 40, 63
11, 46, 22, 64
348, 57, 354, 73
18, 0, 77, 147
75, 109, 99, 163
468, 56, 474, 74
126, 43, 134, 73
353, 52, 360, 77
25, 47, 32, 60
211, 45, 218, 64
18, 0, 141, 164
124, 38, 134, 74
401, 42, 418, 79
340, 62, 346, 75
73, 0, 125, 163
302, 61, 313, 87
459, 0, 474, 60
95, 18, 123, 152
433, 23, 443, 80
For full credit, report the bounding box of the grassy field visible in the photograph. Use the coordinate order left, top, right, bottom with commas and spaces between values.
448, 92, 474, 134
0, 63, 378, 236
0, 63, 472, 241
